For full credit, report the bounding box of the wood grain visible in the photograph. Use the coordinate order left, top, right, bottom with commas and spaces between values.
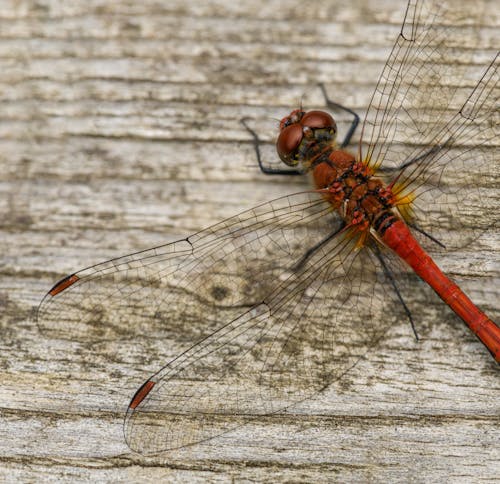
0, 0, 498, 482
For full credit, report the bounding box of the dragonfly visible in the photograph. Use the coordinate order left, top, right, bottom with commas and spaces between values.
36, 0, 499, 455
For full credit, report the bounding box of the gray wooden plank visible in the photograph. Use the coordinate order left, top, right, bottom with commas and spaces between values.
0, 0, 498, 482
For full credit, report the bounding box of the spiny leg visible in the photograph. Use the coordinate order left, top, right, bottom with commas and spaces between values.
240, 118, 303, 176
407, 222, 446, 249
319, 83, 360, 148
379, 137, 453, 174
292, 222, 347, 272
372, 244, 419, 341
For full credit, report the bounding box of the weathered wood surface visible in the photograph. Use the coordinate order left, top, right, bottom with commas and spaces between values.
0, 0, 498, 482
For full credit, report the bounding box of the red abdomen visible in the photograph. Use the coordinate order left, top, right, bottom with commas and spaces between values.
382, 220, 500, 362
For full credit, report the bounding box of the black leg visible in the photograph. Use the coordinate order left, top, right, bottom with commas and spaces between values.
240, 118, 303, 176
292, 222, 346, 272
319, 83, 360, 148
379, 137, 453, 174
407, 222, 446, 249
400, 137, 452, 171
373, 244, 419, 341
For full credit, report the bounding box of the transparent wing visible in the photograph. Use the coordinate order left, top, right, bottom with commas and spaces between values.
391, 55, 499, 247
362, 0, 499, 248
36, 191, 406, 454
36, 192, 342, 343
123, 232, 405, 454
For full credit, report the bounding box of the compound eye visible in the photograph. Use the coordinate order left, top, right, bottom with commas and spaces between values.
279, 109, 305, 131
276, 124, 303, 166
301, 110, 336, 131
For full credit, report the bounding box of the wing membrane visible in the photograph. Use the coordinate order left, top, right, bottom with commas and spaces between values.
37, 191, 406, 453
36, 192, 341, 343
123, 232, 405, 454
362, 0, 499, 248
391, 55, 499, 246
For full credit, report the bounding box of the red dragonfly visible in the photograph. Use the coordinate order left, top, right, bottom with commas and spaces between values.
36, 0, 499, 454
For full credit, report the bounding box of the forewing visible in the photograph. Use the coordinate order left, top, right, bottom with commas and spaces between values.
36, 191, 341, 344
123, 233, 406, 454
361, 0, 499, 248
391, 55, 499, 247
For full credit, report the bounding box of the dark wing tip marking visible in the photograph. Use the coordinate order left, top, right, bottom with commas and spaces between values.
128, 380, 156, 410
48, 274, 80, 297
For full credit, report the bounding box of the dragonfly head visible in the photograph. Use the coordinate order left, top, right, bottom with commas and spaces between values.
277, 109, 337, 169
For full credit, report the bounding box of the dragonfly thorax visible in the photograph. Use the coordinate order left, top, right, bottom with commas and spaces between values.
276, 109, 337, 170
312, 150, 397, 232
